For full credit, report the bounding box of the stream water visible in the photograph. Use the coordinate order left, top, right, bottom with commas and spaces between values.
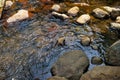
0, 0, 120, 80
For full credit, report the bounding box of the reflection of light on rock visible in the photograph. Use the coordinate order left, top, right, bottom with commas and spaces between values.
7, 9, 29, 23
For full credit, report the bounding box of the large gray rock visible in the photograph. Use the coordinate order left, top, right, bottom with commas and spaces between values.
92, 8, 109, 19
51, 50, 89, 80
47, 76, 68, 80
80, 66, 120, 80
105, 40, 120, 66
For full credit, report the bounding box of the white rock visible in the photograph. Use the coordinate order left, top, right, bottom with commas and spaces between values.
7, 9, 29, 23
92, 8, 109, 19
116, 16, 120, 23
103, 6, 120, 13
52, 11, 69, 19
68, 6, 79, 16
110, 22, 120, 29
5, 1, 13, 9
76, 14, 90, 24
51, 4, 60, 11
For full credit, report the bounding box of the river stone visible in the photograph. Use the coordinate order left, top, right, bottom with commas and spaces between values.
5, 1, 13, 10
51, 50, 89, 80
103, 6, 120, 13
52, 12, 69, 19
116, 16, 120, 23
51, 4, 61, 11
110, 22, 120, 29
92, 8, 109, 19
7, 9, 29, 23
68, 6, 79, 16
81, 35, 91, 46
80, 66, 120, 80
91, 56, 103, 65
47, 76, 68, 80
105, 40, 120, 66
76, 14, 90, 24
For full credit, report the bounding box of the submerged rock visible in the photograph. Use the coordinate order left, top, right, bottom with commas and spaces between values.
105, 40, 120, 66
76, 14, 90, 24
51, 50, 89, 80
51, 4, 61, 11
47, 76, 68, 80
52, 12, 69, 19
81, 35, 91, 46
67, 6, 79, 16
80, 66, 120, 80
7, 9, 29, 23
55, 37, 65, 46
92, 8, 109, 19
91, 56, 103, 65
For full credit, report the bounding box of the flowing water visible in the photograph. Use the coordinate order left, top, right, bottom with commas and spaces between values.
0, 0, 120, 80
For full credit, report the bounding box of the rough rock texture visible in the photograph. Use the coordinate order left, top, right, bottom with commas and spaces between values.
105, 40, 120, 66
91, 56, 103, 65
76, 14, 90, 24
7, 9, 29, 23
51, 50, 89, 80
92, 8, 109, 19
68, 6, 79, 16
80, 66, 120, 80
47, 76, 68, 80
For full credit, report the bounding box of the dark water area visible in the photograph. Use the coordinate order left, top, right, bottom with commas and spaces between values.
0, 0, 120, 80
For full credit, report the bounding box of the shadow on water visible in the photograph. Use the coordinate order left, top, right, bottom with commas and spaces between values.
0, 0, 120, 80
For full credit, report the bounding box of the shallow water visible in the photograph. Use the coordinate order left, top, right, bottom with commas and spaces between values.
0, 0, 120, 80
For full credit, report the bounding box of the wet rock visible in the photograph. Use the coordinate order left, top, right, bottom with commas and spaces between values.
52, 12, 69, 19
91, 56, 103, 65
92, 8, 109, 19
110, 10, 120, 20
76, 14, 90, 24
47, 76, 68, 80
68, 6, 79, 16
105, 40, 120, 66
81, 35, 91, 46
7, 9, 29, 23
103, 6, 120, 13
55, 37, 65, 46
51, 4, 61, 11
91, 44, 98, 50
51, 50, 89, 80
110, 22, 120, 29
116, 16, 120, 23
80, 66, 120, 80
5, 0, 13, 9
